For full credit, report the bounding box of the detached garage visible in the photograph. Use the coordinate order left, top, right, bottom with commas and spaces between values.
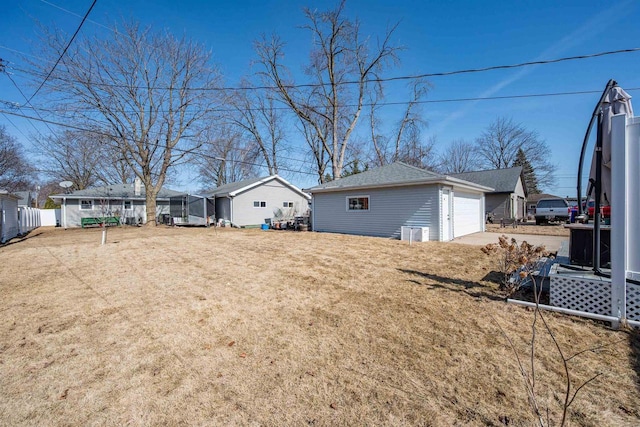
307, 162, 492, 241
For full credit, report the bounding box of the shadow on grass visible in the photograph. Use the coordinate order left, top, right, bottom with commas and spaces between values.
0, 230, 43, 248
398, 268, 504, 302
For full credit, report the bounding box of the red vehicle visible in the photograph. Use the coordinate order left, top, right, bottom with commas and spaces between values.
584, 200, 611, 219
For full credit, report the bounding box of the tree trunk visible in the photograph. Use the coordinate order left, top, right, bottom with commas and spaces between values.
145, 190, 157, 226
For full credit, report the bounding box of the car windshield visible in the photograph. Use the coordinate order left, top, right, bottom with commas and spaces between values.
538, 200, 567, 209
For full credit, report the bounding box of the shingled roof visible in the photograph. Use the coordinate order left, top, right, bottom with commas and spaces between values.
50, 183, 182, 200
451, 166, 525, 195
206, 175, 310, 199
307, 162, 493, 193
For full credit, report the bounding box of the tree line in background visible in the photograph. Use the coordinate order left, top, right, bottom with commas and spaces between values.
1, 1, 553, 222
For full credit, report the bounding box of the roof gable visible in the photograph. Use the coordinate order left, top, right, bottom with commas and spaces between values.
451, 167, 524, 194
527, 193, 564, 203
207, 175, 311, 199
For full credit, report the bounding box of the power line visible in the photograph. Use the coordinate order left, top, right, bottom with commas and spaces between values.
4, 87, 639, 117
3, 68, 57, 137
7, 44, 640, 93
26, 0, 97, 105
40, 0, 112, 32
0, 107, 319, 176
378, 47, 640, 82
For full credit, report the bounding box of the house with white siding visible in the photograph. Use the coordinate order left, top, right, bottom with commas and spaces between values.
206, 175, 311, 227
451, 166, 527, 222
50, 178, 182, 228
306, 162, 493, 241
0, 190, 20, 243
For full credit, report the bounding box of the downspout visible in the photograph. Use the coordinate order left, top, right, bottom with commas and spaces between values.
311, 195, 315, 232
63, 197, 67, 229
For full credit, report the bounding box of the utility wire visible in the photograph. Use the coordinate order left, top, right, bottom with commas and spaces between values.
3, 68, 57, 137
0, 107, 318, 176
6, 44, 640, 93
25, 0, 97, 105
4, 87, 638, 116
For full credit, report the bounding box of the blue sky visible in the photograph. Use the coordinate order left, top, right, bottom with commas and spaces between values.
1, 0, 639, 195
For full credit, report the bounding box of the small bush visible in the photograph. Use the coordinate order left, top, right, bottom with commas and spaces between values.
481, 235, 548, 296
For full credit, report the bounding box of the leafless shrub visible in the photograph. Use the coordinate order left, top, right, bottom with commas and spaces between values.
481, 234, 548, 296
486, 235, 607, 426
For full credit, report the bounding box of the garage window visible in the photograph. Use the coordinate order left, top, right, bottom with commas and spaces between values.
346, 196, 369, 211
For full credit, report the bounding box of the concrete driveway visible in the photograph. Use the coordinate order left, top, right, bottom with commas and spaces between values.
450, 232, 567, 252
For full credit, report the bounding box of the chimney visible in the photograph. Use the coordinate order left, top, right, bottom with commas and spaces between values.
134, 177, 142, 196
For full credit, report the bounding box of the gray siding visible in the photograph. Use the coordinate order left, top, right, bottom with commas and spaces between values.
230, 181, 310, 226
485, 193, 510, 220
61, 198, 151, 227
312, 184, 440, 240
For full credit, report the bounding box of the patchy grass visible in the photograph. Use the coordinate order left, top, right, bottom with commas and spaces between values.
0, 226, 638, 426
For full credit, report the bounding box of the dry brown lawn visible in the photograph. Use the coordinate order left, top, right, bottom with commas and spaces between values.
486, 222, 570, 237
0, 226, 638, 426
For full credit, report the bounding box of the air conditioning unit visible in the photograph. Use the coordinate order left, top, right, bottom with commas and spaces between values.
401, 226, 429, 242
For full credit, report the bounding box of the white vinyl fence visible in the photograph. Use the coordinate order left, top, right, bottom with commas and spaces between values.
19, 207, 41, 234
39, 209, 61, 226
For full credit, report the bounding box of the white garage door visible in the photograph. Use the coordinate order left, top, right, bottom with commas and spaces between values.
453, 191, 482, 238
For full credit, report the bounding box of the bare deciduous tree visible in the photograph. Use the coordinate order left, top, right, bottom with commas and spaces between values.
369, 80, 431, 168
439, 139, 481, 174
476, 117, 555, 189
33, 129, 134, 190
297, 107, 330, 183
0, 125, 33, 192
198, 125, 259, 188
228, 83, 285, 175
38, 22, 221, 225
255, 1, 401, 181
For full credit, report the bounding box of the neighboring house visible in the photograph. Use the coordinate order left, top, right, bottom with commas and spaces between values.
452, 166, 527, 221
206, 175, 311, 227
306, 162, 493, 241
526, 193, 564, 217
49, 178, 182, 228
14, 191, 34, 208
0, 190, 20, 243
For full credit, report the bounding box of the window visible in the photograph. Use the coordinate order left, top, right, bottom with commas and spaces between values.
123, 200, 132, 210
80, 199, 93, 210
283, 201, 294, 208
537, 199, 568, 209
253, 201, 267, 208
346, 196, 369, 211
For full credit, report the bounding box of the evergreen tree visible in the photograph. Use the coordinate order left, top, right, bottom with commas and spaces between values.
342, 159, 369, 177
512, 148, 539, 194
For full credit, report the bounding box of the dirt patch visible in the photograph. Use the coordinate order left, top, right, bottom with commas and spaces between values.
0, 226, 637, 425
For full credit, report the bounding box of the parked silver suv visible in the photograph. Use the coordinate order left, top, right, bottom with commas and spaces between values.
535, 198, 570, 225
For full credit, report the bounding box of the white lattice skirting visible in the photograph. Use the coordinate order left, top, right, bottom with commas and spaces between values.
550, 275, 640, 322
